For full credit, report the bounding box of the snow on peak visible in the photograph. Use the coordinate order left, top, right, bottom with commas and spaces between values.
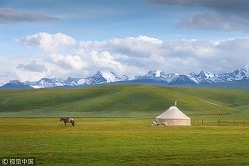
155, 70, 161, 77
101, 71, 117, 83
199, 71, 214, 78
2, 66, 249, 89
101, 71, 128, 83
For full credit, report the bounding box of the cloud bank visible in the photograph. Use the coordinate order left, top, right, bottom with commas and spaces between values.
20, 32, 77, 53
148, 0, 249, 32
1, 33, 249, 83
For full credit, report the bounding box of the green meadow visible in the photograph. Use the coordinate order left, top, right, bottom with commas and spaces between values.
0, 84, 249, 120
0, 118, 249, 165
0, 85, 249, 165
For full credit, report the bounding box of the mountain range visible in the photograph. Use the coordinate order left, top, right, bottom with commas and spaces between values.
1, 67, 249, 89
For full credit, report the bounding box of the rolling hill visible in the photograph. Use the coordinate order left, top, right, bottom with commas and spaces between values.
0, 84, 248, 120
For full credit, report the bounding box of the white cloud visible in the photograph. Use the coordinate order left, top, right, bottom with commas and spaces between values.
1, 34, 249, 83
48, 54, 86, 70
90, 50, 128, 73
0, 71, 18, 85
17, 61, 47, 72
77, 36, 249, 74
0, 56, 48, 83
79, 35, 163, 57
20, 32, 76, 53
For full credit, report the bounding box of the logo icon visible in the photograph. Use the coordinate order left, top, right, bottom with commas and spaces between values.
2, 158, 8, 165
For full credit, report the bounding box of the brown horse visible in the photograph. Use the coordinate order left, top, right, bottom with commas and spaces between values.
60, 117, 75, 127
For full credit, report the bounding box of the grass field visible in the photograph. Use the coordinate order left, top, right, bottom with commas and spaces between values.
0, 85, 249, 165
0, 84, 249, 121
0, 118, 249, 165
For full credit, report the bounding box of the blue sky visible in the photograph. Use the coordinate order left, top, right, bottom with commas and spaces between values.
1, 0, 249, 83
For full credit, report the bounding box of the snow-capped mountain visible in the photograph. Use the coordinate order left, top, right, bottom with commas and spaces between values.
187, 67, 249, 84
135, 70, 179, 83
0, 80, 32, 89
211, 67, 249, 83
169, 75, 196, 85
134, 70, 197, 85
21, 71, 129, 88
189, 71, 214, 84
83, 71, 108, 85
1, 67, 249, 89
26, 77, 66, 88
132, 67, 249, 85
65, 77, 81, 86
77, 71, 129, 86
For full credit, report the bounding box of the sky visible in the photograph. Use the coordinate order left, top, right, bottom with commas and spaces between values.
1, 0, 249, 83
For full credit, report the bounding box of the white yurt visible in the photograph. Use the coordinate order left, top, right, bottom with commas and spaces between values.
155, 106, 191, 126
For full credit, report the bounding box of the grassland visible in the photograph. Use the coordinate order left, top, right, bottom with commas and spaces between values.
0, 85, 249, 165
0, 118, 249, 165
0, 84, 249, 121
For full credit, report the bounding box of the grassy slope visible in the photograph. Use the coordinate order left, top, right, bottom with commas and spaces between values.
0, 84, 249, 120
0, 118, 249, 165
1, 85, 249, 165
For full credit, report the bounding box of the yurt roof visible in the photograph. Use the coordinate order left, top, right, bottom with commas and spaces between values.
156, 106, 190, 120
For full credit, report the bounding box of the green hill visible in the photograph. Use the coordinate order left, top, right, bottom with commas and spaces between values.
0, 84, 249, 120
